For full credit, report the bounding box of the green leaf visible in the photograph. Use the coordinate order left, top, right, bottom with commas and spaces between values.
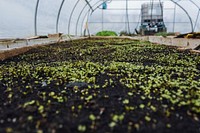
78, 125, 86, 132
89, 114, 96, 121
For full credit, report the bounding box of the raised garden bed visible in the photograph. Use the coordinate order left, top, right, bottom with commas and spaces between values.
0, 38, 200, 133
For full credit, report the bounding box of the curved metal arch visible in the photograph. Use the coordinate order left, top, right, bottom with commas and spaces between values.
34, 0, 197, 36
80, 1, 108, 36
158, 0, 163, 20
75, 0, 102, 36
188, 0, 200, 31
172, 4, 177, 32
75, 0, 92, 36
170, 0, 194, 32
56, 0, 65, 33
125, 0, 130, 33
81, 9, 93, 36
189, 0, 200, 9
68, 0, 81, 35
194, 10, 200, 31
34, 0, 40, 36
68, 0, 95, 35
80, 0, 195, 35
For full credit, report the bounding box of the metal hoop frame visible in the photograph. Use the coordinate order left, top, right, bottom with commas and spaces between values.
34, 0, 200, 36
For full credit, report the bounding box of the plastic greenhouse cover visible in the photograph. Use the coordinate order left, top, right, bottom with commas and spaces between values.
0, 0, 200, 39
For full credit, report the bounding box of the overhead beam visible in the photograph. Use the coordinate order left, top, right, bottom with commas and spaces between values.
171, 0, 194, 32
56, 0, 65, 33
75, 0, 93, 35
84, 0, 94, 12
68, 0, 81, 35
80, 0, 112, 36
188, 0, 200, 31
34, 0, 40, 36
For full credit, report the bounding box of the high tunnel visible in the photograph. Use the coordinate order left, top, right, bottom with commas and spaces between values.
0, 0, 200, 38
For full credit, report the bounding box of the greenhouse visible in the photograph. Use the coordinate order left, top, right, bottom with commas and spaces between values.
0, 0, 200, 37
0, 0, 200, 133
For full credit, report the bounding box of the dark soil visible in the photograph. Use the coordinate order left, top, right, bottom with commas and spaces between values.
0, 38, 200, 133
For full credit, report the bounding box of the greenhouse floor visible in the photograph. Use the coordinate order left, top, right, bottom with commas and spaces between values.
1, 35, 200, 61
0, 38, 200, 133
